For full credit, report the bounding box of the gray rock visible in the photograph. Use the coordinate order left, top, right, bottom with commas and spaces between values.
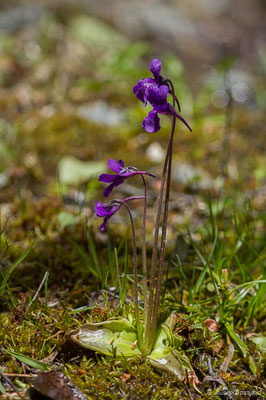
77, 101, 124, 126
172, 162, 214, 190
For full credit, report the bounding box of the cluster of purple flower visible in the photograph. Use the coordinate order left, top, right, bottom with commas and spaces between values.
95, 159, 152, 231
95, 58, 191, 232
133, 59, 191, 133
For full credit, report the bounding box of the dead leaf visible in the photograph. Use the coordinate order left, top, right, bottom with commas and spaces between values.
204, 318, 219, 333
213, 339, 224, 353
220, 371, 231, 379
29, 371, 87, 400
185, 370, 200, 385
121, 373, 132, 383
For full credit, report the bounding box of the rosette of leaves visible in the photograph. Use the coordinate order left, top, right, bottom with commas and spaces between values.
70, 313, 193, 379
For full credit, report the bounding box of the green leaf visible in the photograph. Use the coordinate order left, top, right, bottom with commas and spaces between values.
58, 156, 106, 185
248, 355, 257, 375
70, 16, 126, 50
224, 323, 248, 358
148, 349, 185, 380
58, 211, 79, 229
248, 335, 266, 353
0, 381, 5, 394
70, 318, 140, 357
148, 314, 185, 380
161, 322, 173, 346
4, 349, 50, 371
172, 349, 194, 372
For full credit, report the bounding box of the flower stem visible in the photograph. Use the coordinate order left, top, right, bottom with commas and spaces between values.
151, 115, 175, 334
140, 175, 148, 325
115, 200, 140, 337
144, 80, 177, 353
144, 138, 172, 353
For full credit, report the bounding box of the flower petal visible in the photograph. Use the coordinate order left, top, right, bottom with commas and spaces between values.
147, 84, 169, 107
96, 203, 121, 231
100, 217, 109, 232
117, 159, 124, 169
142, 110, 161, 133
149, 59, 161, 83
103, 183, 116, 198
98, 173, 116, 183
95, 201, 107, 217
103, 176, 124, 197
108, 159, 124, 173
133, 78, 155, 106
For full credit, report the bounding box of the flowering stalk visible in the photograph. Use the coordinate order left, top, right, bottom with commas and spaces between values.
145, 139, 172, 352
133, 60, 191, 353
96, 58, 191, 357
151, 93, 176, 337
140, 175, 148, 325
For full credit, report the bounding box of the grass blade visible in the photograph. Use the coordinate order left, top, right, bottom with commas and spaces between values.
71, 240, 101, 279
0, 241, 35, 296
4, 349, 50, 371
224, 323, 248, 358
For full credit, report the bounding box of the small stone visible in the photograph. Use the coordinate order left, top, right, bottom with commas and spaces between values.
146, 142, 165, 163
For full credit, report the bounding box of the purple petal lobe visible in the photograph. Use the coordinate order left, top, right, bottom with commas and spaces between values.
142, 110, 161, 133
100, 217, 108, 232
117, 159, 124, 169
147, 85, 169, 107
133, 78, 155, 106
98, 174, 116, 183
103, 183, 116, 198
99, 159, 154, 196
95, 201, 121, 231
108, 159, 124, 173
149, 59, 161, 83
95, 201, 107, 217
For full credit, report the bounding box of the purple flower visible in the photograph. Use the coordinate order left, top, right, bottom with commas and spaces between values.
95, 196, 144, 231
133, 59, 168, 108
142, 103, 192, 133
133, 58, 192, 133
98, 159, 155, 197
95, 200, 121, 232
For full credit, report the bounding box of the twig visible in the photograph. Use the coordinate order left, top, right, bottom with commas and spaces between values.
25, 271, 49, 315
185, 370, 194, 400
0, 371, 23, 399
220, 342, 234, 374
2, 373, 37, 378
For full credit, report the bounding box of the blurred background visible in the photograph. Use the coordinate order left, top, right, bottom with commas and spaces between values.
0, 0, 265, 254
